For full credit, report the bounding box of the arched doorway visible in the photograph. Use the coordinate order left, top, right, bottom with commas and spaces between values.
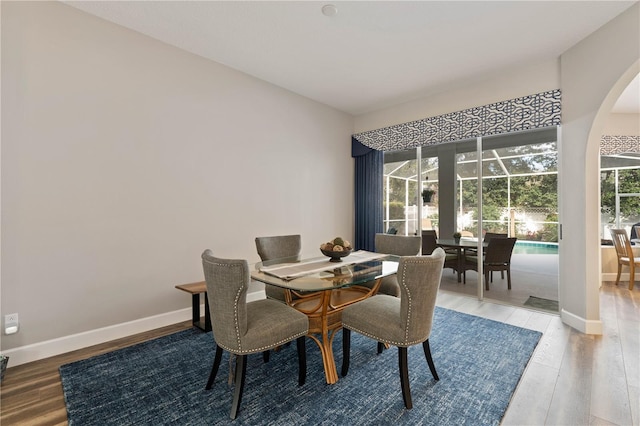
593, 65, 640, 284
558, 2, 638, 334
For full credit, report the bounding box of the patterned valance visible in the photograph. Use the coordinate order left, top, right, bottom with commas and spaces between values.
600, 135, 640, 155
353, 89, 561, 151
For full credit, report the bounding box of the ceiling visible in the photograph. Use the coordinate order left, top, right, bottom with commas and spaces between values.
64, 1, 638, 116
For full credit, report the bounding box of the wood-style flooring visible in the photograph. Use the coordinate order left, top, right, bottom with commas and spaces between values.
1, 282, 637, 425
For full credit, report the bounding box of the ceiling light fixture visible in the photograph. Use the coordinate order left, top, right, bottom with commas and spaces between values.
321, 4, 338, 17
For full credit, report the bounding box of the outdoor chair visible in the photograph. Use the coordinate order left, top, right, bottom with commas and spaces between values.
422, 229, 459, 276
341, 249, 445, 409
478, 232, 508, 278
464, 237, 517, 290
421, 230, 438, 255
484, 232, 508, 242
201, 250, 309, 419
610, 229, 639, 290
461, 230, 508, 265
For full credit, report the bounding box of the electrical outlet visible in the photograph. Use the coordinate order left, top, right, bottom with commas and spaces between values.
5, 313, 18, 325
5, 313, 19, 334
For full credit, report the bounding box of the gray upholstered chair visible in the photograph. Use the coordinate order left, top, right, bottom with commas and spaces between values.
201, 250, 309, 419
362, 233, 422, 297
255, 234, 302, 302
341, 248, 446, 409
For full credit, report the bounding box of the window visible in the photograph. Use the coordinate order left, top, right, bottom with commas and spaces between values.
600, 153, 640, 238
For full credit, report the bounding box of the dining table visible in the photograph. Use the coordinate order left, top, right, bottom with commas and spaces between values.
436, 238, 487, 283
250, 250, 399, 385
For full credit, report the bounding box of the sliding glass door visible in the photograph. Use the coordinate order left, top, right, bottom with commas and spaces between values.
383, 149, 419, 236
383, 127, 560, 308
383, 149, 439, 237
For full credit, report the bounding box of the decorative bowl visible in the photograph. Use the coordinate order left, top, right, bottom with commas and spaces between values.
321, 248, 352, 262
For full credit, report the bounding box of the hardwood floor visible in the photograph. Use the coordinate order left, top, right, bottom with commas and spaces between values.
1, 283, 637, 425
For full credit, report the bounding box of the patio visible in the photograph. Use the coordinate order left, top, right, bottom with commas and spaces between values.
439, 251, 559, 313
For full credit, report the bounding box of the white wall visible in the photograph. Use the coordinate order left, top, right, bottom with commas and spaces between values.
354, 58, 560, 133
603, 112, 640, 134
1, 2, 354, 357
559, 2, 639, 334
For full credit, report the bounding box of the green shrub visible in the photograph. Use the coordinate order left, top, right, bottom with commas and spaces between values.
384, 201, 406, 220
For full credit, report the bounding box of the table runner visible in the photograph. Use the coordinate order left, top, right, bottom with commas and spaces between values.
259, 250, 387, 280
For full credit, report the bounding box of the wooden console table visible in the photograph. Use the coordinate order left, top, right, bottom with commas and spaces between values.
175, 281, 211, 332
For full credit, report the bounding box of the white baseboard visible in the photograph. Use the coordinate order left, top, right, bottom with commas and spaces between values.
601, 272, 636, 282
3, 290, 266, 367
561, 308, 603, 335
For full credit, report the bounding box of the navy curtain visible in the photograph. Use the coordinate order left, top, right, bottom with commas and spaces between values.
352, 137, 383, 251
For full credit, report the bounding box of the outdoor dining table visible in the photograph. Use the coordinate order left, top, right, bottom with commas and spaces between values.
250, 250, 399, 385
436, 238, 487, 283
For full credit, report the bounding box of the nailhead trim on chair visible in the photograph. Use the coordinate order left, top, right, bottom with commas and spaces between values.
400, 261, 412, 343
343, 257, 434, 347
215, 331, 309, 355
208, 260, 308, 355
343, 324, 426, 348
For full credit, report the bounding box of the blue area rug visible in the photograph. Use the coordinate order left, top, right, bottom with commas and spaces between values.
60, 307, 541, 425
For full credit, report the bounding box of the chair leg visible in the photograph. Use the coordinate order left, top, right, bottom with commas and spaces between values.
485, 270, 490, 290
630, 262, 635, 290
398, 347, 412, 409
615, 263, 622, 286
263, 350, 270, 363
229, 354, 247, 420
507, 267, 512, 290
422, 339, 439, 381
341, 328, 351, 377
377, 342, 385, 354
296, 336, 307, 386
205, 344, 223, 390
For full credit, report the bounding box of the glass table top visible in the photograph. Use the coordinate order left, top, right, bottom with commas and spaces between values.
251, 253, 400, 292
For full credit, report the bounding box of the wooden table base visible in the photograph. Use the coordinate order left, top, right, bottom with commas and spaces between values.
288, 279, 381, 384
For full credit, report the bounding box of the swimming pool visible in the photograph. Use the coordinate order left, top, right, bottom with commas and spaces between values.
513, 241, 558, 255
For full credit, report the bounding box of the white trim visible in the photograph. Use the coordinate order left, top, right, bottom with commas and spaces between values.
561, 308, 603, 335
601, 272, 636, 282
3, 290, 266, 367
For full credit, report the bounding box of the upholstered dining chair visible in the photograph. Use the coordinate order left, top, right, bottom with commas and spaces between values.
464, 237, 517, 290
255, 234, 302, 302
610, 229, 639, 290
341, 248, 446, 409
362, 233, 422, 297
201, 250, 309, 419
